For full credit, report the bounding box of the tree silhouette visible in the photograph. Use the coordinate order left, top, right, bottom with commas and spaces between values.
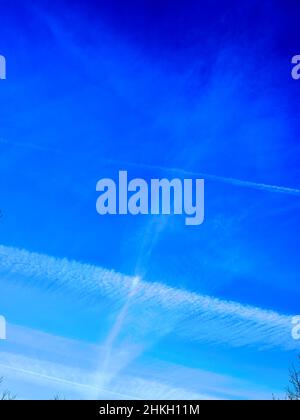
0, 377, 16, 400
285, 359, 300, 400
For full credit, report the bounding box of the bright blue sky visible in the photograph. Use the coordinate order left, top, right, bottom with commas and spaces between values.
0, 0, 300, 399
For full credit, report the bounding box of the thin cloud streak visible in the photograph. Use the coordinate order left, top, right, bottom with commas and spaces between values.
0, 357, 142, 400
0, 325, 281, 400
2, 136, 300, 197
0, 349, 213, 400
102, 158, 300, 197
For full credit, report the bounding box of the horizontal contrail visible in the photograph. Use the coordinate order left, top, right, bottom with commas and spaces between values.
0, 356, 211, 400
1, 138, 300, 197
0, 324, 277, 400
0, 137, 61, 154
0, 244, 298, 351
0, 358, 144, 400
102, 158, 300, 197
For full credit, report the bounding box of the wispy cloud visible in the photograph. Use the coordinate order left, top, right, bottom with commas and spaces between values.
0, 244, 297, 352
0, 325, 280, 400
0, 352, 140, 400
0, 325, 215, 400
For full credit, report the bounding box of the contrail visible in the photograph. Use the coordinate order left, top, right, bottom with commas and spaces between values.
99, 275, 141, 386
0, 244, 298, 351
0, 356, 213, 400
102, 158, 300, 197
0, 362, 141, 399
0, 138, 61, 154
0, 324, 279, 400
1, 137, 299, 196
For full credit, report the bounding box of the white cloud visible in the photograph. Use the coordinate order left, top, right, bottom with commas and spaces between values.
0, 244, 297, 352
0, 325, 280, 400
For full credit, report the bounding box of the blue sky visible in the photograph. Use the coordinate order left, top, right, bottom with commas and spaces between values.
0, 0, 300, 399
